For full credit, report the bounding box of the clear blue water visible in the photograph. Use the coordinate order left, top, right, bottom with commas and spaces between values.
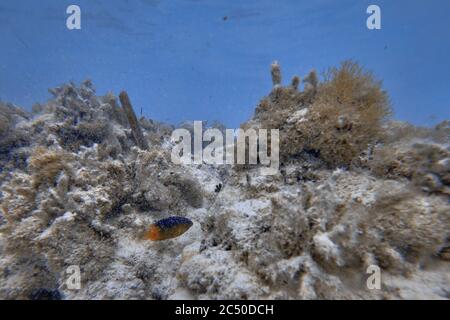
1, 0, 449, 127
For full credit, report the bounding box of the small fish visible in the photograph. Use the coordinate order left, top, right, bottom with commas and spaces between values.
144, 216, 193, 241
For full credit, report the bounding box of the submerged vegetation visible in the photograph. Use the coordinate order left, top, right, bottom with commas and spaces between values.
252, 60, 391, 167
0, 61, 448, 299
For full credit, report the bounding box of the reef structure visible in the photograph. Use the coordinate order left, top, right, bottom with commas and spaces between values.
0, 62, 449, 300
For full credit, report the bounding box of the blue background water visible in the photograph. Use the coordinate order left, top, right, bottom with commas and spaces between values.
1, 0, 449, 127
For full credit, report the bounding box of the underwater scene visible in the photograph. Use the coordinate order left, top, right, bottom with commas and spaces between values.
0, 1, 449, 301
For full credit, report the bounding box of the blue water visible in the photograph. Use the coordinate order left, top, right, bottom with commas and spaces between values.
1, 0, 449, 127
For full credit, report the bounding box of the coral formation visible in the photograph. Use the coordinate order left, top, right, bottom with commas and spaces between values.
248, 61, 391, 168
0, 61, 448, 300
119, 91, 149, 150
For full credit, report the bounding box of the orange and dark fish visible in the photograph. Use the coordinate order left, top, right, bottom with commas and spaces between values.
144, 216, 193, 241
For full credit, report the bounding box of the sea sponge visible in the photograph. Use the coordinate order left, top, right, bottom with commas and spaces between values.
303, 70, 318, 101
291, 76, 301, 90
270, 61, 282, 87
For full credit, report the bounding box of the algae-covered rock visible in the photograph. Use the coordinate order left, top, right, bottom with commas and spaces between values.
0, 71, 448, 300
